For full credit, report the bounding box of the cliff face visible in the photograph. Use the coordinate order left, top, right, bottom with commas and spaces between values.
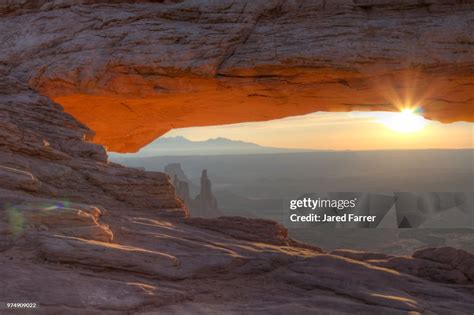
0, 72, 186, 217
1, 0, 473, 152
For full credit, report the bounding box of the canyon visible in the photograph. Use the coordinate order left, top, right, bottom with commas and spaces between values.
0, 1, 473, 314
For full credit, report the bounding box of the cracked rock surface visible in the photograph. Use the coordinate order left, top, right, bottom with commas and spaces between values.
0, 2, 473, 313
1, 0, 473, 152
0, 75, 473, 313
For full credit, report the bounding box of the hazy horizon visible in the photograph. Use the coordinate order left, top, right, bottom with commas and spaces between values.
111, 136, 474, 159
111, 111, 473, 157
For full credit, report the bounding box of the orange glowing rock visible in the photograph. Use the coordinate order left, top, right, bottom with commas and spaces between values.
48, 68, 473, 152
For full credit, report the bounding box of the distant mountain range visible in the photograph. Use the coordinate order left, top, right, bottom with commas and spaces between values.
111, 136, 316, 157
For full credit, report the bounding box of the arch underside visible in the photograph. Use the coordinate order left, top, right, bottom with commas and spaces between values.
1, 0, 472, 152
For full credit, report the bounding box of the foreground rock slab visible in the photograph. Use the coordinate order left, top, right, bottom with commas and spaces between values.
3, 211, 474, 314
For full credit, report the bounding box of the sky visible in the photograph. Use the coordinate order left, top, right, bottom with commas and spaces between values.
159, 111, 473, 151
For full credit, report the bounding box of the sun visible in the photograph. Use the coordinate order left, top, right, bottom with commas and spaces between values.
375, 108, 427, 133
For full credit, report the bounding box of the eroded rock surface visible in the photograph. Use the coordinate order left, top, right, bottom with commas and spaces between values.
1, 80, 472, 311
331, 246, 474, 285
0, 74, 185, 217
1, 0, 473, 151
1, 2, 474, 314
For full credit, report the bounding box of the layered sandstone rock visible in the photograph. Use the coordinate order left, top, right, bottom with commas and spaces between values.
0, 74, 186, 217
331, 246, 474, 285
413, 247, 474, 281
0, 2, 474, 314
186, 216, 295, 247
0, 0, 473, 152
7, 209, 474, 314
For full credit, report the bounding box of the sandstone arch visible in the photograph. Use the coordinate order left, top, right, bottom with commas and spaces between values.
1, 0, 473, 152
